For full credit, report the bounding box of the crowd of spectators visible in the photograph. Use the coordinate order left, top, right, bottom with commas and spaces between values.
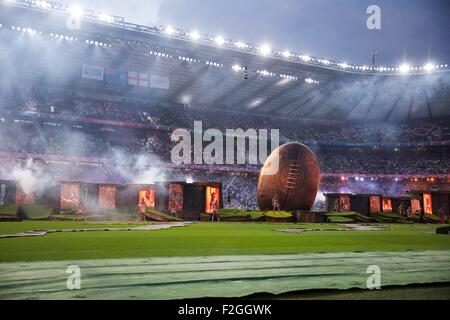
317, 148, 449, 175
1, 86, 450, 145
1, 119, 449, 175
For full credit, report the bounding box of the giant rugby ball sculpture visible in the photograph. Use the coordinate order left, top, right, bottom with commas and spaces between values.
257, 142, 320, 211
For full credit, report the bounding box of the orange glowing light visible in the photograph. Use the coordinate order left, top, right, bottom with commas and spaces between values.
205, 186, 220, 214
382, 198, 392, 212
138, 189, 155, 208
423, 193, 432, 214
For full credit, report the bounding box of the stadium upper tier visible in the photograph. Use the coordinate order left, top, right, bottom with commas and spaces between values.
1, 2, 450, 122
1, 86, 450, 146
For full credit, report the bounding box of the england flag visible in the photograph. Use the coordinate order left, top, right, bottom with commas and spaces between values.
128, 71, 149, 87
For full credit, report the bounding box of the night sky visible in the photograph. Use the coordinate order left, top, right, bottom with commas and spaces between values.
57, 0, 450, 66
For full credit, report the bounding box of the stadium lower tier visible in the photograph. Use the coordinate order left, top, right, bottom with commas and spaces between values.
0, 122, 449, 175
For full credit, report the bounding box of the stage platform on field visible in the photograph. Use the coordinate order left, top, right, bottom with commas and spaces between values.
1, 250, 449, 299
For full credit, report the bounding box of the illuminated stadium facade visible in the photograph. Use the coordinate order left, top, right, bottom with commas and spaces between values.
0, 0, 449, 212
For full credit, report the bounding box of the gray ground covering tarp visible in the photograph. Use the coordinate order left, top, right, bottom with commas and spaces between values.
0, 222, 191, 238
1, 250, 449, 299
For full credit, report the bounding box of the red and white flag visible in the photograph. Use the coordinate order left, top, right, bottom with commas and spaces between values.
128, 71, 149, 87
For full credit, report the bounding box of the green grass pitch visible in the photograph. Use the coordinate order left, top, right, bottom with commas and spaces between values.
1, 221, 450, 299
0, 221, 449, 263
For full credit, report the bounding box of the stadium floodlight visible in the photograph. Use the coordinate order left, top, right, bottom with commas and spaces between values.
165, 25, 175, 35
181, 95, 191, 104
282, 50, 291, 58
189, 31, 201, 40
423, 63, 434, 72
37, 1, 50, 9
215, 36, 225, 46
100, 13, 113, 23
249, 98, 264, 108
232, 64, 242, 72
399, 64, 410, 73
259, 44, 271, 55
235, 41, 246, 49
340, 63, 349, 69
69, 5, 84, 18
300, 55, 311, 62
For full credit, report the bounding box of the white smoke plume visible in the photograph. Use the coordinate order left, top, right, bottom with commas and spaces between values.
11, 158, 56, 195
109, 149, 167, 185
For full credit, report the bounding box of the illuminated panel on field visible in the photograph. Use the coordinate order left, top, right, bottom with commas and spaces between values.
382, 198, 392, 212
168, 183, 183, 213
15, 183, 36, 205
205, 186, 220, 214
98, 185, 116, 210
370, 195, 381, 213
138, 188, 155, 208
60, 183, 80, 210
423, 193, 433, 214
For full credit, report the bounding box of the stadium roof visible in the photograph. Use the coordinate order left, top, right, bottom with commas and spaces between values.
1, 1, 450, 122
